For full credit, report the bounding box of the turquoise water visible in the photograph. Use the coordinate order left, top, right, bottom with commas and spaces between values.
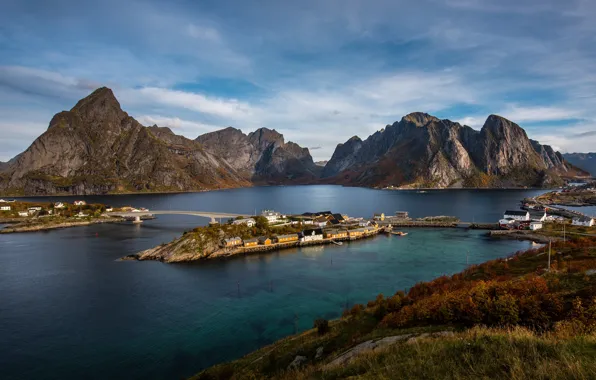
0, 186, 539, 379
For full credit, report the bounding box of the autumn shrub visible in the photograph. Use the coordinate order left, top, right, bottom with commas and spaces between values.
314, 319, 330, 335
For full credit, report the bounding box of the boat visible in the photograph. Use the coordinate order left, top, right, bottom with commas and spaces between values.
417, 190, 428, 194
390, 231, 408, 236
331, 240, 343, 245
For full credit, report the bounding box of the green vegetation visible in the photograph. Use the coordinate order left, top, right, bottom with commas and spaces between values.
194, 234, 596, 379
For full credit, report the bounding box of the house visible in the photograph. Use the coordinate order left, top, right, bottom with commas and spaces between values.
529, 211, 547, 222
54, 202, 66, 209
0, 205, 11, 211
258, 236, 272, 245
329, 219, 341, 225
395, 211, 409, 219
572, 217, 595, 227
75, 211, 88, 218
331, 213, 345, 223
275, 234, 299, 243
314, 216, 328, 227
499, 219, 516, 229
300, 228, 324, 242
28, 207, 42, 215
243, 238, 259, 247
529, 222, 543, 231
105, 207, 113, 212
261, 210, 281, 223
233, 218, 256, 227
18, 211, 28, 217
74, 200, 86, 206
373, 213, 385, 221
324, 229, 348, 239
358, 221, 370, 227
503, 210, 530, 221
348, 228, 366, 238
224, 237, 242, 247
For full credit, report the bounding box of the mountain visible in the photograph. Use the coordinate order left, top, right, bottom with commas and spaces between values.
196, 127, 320, 184
315, 160, 328, 167
0, 88, 251, 195
563, 153, 596, 176
322, 112, 586, 188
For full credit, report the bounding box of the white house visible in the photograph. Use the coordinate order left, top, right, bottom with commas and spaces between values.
0, 199, 5, 203
529, 211, 547, 222
54, 202, 66, 209
503, 210, 530, 221
18, 211, 28, 217
572, 217, 595, 227
0, 205, 11, 211
499, 219, 516, 229
233, 218, 256, 227
529, 222, 543, 231
74, 200, 86, 206
300, 228, 324, 242
261, 210, 281, 223
313, 216, 328, 227
28, 207, 42, 215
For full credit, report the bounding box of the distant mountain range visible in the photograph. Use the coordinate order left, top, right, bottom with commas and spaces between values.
562, 153, 596, 176
0, 87, 588, 195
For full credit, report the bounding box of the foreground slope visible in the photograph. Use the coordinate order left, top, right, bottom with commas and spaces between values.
322, 113, 586, 188
195, 228, 596, 379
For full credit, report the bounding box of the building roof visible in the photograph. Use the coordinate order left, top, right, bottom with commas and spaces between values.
277, 233, 298, 239
504, 210, 529, 216
329, 219, 340, 225
573, 216, 594, 222
257, 236, 271, 242
316, 211, 332, 215
314, 216, 328, 223
302, 228, 323, 236
243, 238, 258, 243
331, 213, 345, 221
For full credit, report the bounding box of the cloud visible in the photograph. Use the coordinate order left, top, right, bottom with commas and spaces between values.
135, 115, 223, 137
497, 105, 584, 123
187, 24, 221, 42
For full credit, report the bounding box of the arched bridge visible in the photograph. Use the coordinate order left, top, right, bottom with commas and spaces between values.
106, 210, 252, 223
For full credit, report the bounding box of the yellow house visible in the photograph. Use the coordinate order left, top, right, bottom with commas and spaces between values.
258, 237, 272, 245
348, 228, 365, 238
325, 230, 348, 239
224, 237, 242, 247
243, 238, 259, 247
276, 234, 299, 243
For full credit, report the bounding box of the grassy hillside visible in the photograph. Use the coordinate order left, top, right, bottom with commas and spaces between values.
194, 232, 596, 379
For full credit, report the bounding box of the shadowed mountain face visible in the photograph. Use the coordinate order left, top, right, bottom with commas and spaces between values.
563, 153, 596, 176
196, 127, 321, 184
322, 112, 586, 188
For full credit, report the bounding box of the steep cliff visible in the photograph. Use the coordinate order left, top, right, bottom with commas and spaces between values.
0, 88, 250, 195
196, 127, 321, 184
323, 112, 585, 188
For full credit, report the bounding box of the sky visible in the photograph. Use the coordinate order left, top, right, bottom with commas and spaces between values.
1, 0, 595, 162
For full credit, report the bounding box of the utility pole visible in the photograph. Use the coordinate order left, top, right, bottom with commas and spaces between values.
548, 240, 551, 272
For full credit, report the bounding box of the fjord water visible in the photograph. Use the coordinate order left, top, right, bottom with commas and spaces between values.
0, 186, 541, 380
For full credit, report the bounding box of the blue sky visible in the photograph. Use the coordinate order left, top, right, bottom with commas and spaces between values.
1, 0, 595, 161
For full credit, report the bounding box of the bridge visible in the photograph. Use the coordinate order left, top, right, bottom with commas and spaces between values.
106, 210, 252, 223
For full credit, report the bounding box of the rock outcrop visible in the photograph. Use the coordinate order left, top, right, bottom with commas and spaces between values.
322, 112, 586, 188
196, 127, 321, 184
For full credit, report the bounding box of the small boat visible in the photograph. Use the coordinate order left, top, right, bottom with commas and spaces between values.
391, 231, 408, 236
417, 190, 428, 194
331, 240, 343, 245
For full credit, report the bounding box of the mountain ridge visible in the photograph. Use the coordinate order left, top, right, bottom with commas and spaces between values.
0, 88, 587, 195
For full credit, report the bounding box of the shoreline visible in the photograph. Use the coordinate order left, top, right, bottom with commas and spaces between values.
0, 218, 126, 233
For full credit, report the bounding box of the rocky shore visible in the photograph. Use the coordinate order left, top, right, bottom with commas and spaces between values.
488, 230, 561, 244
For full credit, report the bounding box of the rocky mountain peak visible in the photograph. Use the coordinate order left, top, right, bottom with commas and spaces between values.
70, 86, 126, 124
401, 112, 440, 127
248, 127, 284, 146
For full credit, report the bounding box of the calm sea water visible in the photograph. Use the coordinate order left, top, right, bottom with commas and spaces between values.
0, 186, 542, 380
